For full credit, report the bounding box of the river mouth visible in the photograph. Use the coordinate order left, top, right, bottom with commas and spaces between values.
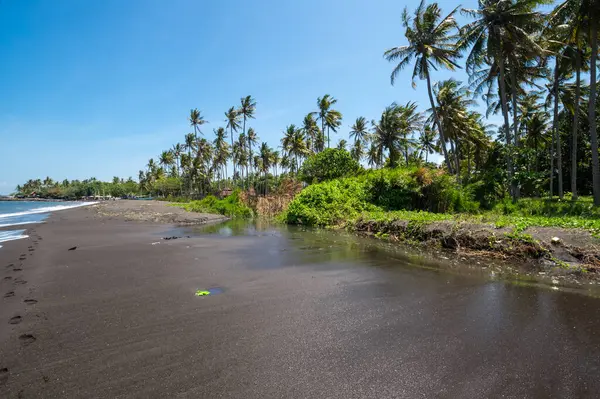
162, 220, 600, 297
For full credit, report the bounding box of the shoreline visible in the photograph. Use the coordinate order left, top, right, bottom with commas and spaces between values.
347, 216, 600, 285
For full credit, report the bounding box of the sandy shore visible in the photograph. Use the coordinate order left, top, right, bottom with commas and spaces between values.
89, 200, 228, 224
3, 202, 600, 397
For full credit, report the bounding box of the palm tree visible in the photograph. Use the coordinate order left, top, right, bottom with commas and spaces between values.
459, 0, 548, 199
384, 1, 460, 173
350, 139, 365, 162
259, 142, 272, 195
189, 108, 206, 139
367, 142, 382, 169
313, 95, 342, 148
337, 139, 348, 151
371, 103, 404, 168
213, 127, 230, 185
302, 114, 321, 153
430, 79, 477, 176
349, 117, 370, 146
159, 150, 174, 170
281, 125, 308, 173
418, 125, 437, 163
225, 106, 241, 182
247, 127, 259, 188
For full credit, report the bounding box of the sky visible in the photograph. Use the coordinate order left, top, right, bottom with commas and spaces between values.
0, 0, 502, 194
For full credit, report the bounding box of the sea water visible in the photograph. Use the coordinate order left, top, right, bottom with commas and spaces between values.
0, 201, 96, 247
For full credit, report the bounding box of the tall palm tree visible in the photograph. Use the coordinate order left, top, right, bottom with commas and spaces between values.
259, 142, 272, 195
247, 127, 259, 187
349, 116, 370, 146
302, 114, 321, 153
281, 125, 308, 173
367, 142, 383, 169
350, 140, 365, 162
459, 0, 548, 199
385, 1, 460, 173
225, 106, 241, 182
159, 150, 174, 170
189, 108, 206, 139
312, 95, 342, 148
213, 127, 229, 185
418, 125, 438, 163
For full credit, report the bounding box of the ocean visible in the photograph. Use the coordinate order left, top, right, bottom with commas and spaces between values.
0, 201, 96, 247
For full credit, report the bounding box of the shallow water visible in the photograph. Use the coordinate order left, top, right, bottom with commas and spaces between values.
173, 219, 600, 296
167, 220, 600, 396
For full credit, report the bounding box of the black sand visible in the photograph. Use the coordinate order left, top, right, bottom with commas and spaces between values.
2, 204, 600, 398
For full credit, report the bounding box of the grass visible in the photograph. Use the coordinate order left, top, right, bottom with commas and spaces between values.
173, 190, 253, 218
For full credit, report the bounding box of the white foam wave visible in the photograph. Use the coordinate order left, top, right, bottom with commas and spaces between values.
0, 202, 97, 219
0, 220, 41, 228
0, 230, 29, 244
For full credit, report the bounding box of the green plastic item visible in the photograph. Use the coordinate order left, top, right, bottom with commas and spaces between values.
195, 290, 211, 296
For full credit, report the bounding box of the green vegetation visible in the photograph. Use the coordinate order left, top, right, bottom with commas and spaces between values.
299, 148, 361, 183
284, 167, 475, 226
14, 177, 141, 199
174, 190, 253, 218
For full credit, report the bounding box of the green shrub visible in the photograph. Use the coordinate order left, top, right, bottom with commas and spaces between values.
299, 148, 362, 184
284, 167, 476, 226
176, 190, 253, 218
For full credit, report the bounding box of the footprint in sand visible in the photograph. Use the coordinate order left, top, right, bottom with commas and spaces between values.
13, 268, 23, 272
6, 263, 14, 268
14, 279, 27, 285
24, 299, 37, 304
19, 256, 26, 261
3, 276, 12, 281
9, 316, 22, 325
0, 367, 8, 385
3, 291, 15, 298
19, 334, 36, 345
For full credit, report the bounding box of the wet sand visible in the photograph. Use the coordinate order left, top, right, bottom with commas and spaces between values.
2, 207, 600, 398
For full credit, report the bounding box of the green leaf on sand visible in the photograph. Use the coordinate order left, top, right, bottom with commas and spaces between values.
195, 290, 211, 296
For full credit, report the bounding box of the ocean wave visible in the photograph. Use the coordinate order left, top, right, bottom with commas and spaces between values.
0, 230, 29, 243
0, 220, 41, 228
0, 202, 98, 219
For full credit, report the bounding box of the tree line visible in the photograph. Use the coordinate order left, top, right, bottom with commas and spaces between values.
15, 0, 600, 208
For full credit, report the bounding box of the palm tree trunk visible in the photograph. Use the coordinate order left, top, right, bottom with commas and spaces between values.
552, 61, 563, 199
498, 55, 516, 200
589, 16, 600, 205
426, 73, 453, 173
572, 43, 581, 200
550, 130, 555, 198
510, 66, 520, 147
509, 65, 520, 199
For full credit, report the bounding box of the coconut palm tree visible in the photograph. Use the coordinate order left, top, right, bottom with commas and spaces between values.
225, 106, 241, 182
418, 125, 438, 163
384, 1, 460, 173
551, 0, 598, 200
349, 116, 370, 146
459, 0, 548, 199
350, 140, 365, 162
281, 125, 308, 173
189, 108, 206, 139
367, 142, 383, 169
337, 139, 348, 151
312, 95, 342, 148
302, 114, 321, 153
247, 127, 259, 187
159, 150, 174, 170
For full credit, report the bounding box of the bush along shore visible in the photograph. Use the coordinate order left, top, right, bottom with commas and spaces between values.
282, 167, 600, 284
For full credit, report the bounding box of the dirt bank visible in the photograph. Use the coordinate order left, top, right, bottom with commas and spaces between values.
350, 217, 600, 282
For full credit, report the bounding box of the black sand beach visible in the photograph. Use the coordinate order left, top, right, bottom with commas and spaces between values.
2, 202, 600, 398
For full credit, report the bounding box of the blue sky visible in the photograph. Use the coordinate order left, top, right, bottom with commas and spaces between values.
0, 0, 500, 194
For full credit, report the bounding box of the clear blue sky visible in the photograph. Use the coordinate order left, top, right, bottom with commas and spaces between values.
0, 0, 499, 194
